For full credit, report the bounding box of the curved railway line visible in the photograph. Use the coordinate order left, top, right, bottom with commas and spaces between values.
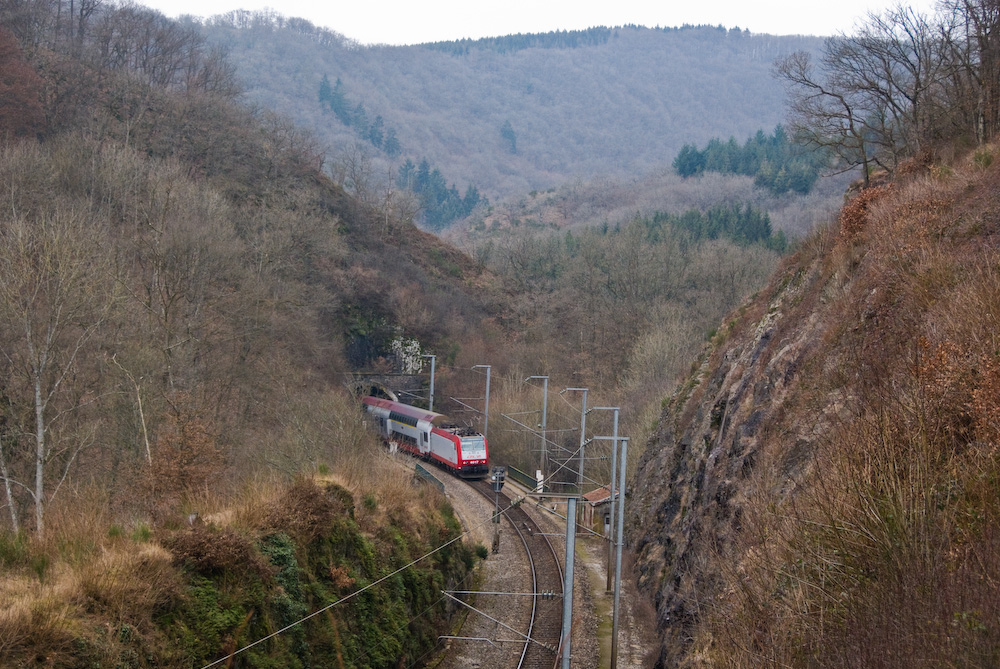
467, 477, 565, 669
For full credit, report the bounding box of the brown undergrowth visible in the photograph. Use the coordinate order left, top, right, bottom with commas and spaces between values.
0, 394, 458, 666
677, 146, 1000, 667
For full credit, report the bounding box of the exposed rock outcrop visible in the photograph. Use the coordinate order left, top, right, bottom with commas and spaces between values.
627, 156, 1000, 666
629, 251, 837, 665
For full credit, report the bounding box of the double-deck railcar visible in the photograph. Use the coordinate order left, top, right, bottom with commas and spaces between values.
362, 396, 489, 479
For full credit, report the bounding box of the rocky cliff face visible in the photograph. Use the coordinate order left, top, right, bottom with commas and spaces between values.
627, 158, 1000, 666
628, 245, 836, 665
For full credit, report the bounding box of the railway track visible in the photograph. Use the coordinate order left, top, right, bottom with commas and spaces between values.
469, 478, 565, 669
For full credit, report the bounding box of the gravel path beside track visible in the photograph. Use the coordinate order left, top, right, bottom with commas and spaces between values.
427, 459, 657, 669
433, 473, 530, 669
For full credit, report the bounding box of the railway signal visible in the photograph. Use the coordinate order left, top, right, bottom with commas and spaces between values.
490, 466, 506, 492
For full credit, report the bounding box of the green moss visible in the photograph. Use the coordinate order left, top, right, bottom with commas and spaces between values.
171, 575, 250, 662
147, 485, 475, 668
260, 533, 301, 598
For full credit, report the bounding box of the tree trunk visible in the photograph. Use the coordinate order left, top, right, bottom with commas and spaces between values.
0, 438, 18, 533
33, 366, 45, 537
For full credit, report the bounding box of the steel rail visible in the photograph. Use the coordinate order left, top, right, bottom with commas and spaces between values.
470, 478, 564, 669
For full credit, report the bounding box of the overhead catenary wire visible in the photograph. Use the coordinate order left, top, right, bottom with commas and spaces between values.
199, 478, 534, 669
330, 551, 481, 669
373, 368, 618, 491
401, 536, 484, 669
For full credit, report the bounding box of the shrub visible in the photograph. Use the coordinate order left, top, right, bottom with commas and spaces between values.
839, 184, 893, 237
265, 478, 353, 543
165, 527, 273, 582
974, 147, 994, 170
132, 523, 152, 542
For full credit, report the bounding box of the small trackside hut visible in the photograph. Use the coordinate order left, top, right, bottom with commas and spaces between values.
362, 396, 489, 479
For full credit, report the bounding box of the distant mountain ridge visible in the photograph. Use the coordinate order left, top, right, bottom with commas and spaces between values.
200, 17, 824, 201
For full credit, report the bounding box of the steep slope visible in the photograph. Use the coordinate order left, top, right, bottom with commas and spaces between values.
0, 7, 503, 665
629, 151, 1000, 666
0, 4, 519, 503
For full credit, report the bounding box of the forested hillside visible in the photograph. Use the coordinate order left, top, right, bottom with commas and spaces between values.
199, 15, 823, 203
0, 3, 501, 664
12, 0, 995, 666
0, 0, 790, 661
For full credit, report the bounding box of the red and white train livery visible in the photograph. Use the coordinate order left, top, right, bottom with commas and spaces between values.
362, 396, 489, 479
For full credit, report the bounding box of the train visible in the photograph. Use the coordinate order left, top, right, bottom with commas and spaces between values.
362, 396, 489, 479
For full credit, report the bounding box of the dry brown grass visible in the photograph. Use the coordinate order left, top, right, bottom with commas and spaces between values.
78, 543, 181, 621
351, 461, 441, 535
206, 470, 289, 530
680, 146, 1000, 667
0, 488, 184, 663
0, 563, 83, 660
0, 393, 418, 663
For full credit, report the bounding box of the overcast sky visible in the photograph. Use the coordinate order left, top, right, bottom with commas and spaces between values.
136, 0, 942, 45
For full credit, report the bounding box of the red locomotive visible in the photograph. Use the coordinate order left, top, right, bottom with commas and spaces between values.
362, 396, 489, 479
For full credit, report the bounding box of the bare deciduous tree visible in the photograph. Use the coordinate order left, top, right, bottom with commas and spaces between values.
0, 0, 59, 51
940, 0, 1000, 143
0, 26, 45, 139
776, 6, 953, 185
0, 211, 117, 536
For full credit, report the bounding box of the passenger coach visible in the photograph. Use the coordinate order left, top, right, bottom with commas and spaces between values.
362, 396, 489, 479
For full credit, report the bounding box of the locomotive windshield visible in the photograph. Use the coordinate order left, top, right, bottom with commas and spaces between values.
461, 436, 487, 460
